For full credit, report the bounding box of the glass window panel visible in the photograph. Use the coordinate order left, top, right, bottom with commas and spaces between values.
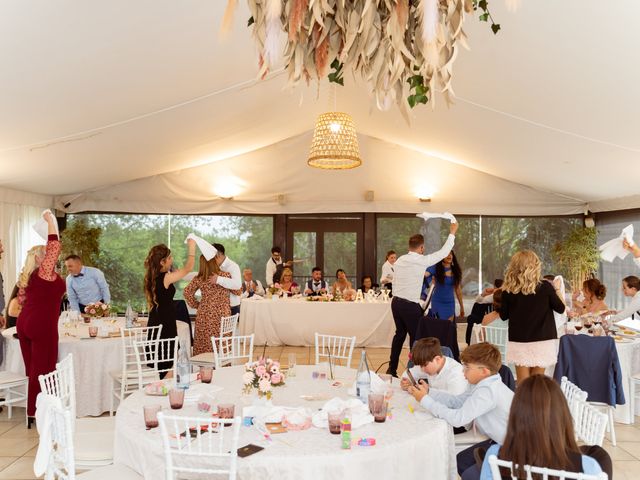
597, 211, 640, 310
293, 232, 316, 285
324, 232, 357, 285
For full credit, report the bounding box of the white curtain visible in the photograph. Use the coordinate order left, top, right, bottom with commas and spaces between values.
0, 187, 53, 307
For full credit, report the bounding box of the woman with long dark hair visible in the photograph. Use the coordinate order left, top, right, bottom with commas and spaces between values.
478, 375, 609, 480
423, 250, 464, 321
144, 240, 195, 376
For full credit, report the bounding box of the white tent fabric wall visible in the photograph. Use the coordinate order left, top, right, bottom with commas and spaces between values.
56, 133, 586, 216
0, 187, 54, 302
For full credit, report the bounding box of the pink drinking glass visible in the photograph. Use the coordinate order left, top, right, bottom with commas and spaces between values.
169, 389, 185, 409
143, 404, 161, 429
218, 404, 235, 419
88, 326, 98, 337
199, 366, 213, 384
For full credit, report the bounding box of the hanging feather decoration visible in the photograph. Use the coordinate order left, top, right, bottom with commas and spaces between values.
420, 0, 440, 44
220, 0, 238, 39
263, 0, 283, 67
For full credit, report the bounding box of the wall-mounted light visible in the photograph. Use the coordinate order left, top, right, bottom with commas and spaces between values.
584, 215, 595, 228
414, 184, 436, 203
364, 190, 374, 202
277, 194, 286, 205
213, 176, 244, 200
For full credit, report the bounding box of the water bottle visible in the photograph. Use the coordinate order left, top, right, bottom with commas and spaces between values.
176, 342, 191, 390
355, 348, 371, 403
125, 300, 134, 328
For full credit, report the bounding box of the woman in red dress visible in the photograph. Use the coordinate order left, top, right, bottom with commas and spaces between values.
17, 212, 66, 423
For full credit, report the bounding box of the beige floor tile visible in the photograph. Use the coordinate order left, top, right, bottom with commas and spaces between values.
22, 446, 37, 458
0, 438, 39, 457
603, 441, 638, 461
2, 424, 39, 440
612, 460, 640, 480
612, 424, 640, 443
617, 442, 640, 460
0, 457, 39, 479
0, 458, 19, 471
0, 422, 21, 436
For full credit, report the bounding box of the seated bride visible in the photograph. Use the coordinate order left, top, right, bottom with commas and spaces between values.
332, 269, 355, 299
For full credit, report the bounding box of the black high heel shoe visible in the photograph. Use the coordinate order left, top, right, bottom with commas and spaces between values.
27, 416, 35, 429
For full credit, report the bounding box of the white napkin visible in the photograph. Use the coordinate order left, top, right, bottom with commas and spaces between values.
185, 233, 217, 261
553, 275, 567, 329
242, 402, 286, 423
416, 211, 457, 224
34, 393, 62, 477
617, 318, 640, 332
311, 397, 373, 429
32, 209, 60, 241
599, 225, 634, 262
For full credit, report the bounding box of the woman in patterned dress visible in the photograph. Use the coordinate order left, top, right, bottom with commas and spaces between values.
184, 254, 236, 355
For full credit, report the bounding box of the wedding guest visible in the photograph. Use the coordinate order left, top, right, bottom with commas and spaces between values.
407, 342, 513, 480
423, 250, 465, 321
265, 246, 291, 286
623, 238, 640, 269
360, 275, 378, 294
380, 250, 396, 292
303, 267, 328, 296
481, 289, 506, 328
500, 250, 565, 384
278, 267, 299, 294
571, 278, 608, 316
184, 254, 232, 355
0, 239, 5, 328
240, 268, 265, 298
16, 212, 66, 423
387, 223, 457, 377
212, 244, 242, 316
64, 254, 111, 313
5, 284, 20, 328
476, 279, 503, 304
478, 375, 610, 480
400, 337, 467, 395
144, 240, 196, 377
332, 269, 353, 296
608, 275, 640, 322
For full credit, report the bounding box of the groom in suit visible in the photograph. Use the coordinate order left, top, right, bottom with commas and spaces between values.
303, 267, 328, 296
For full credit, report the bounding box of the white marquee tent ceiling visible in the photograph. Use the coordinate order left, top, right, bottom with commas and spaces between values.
1, 0, 639, 215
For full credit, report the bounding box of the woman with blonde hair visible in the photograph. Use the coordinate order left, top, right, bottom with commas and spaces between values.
184, 254, 235, 355
499, 251, 565, 384
144, 239, 196, 377
17, 212, 66, 424
279, 267, 299, 293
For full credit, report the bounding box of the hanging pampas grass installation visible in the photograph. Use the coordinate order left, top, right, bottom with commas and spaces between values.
235, 0, 501, 119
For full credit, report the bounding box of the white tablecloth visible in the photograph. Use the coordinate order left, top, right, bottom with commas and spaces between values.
0, 318, 191, 417
240, 298, 396, 347
114, 365, 455, 480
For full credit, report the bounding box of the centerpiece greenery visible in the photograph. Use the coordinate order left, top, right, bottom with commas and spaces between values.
552, 226, 600, 293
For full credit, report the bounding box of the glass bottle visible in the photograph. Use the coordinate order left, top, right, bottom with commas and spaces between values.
355, 348, 372, 403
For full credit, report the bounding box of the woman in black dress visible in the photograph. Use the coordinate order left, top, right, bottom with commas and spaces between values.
144, 240, 196, 377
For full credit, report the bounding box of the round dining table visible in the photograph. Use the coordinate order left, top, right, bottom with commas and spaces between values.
0, 317, 191, 417
113, 365, 456, 480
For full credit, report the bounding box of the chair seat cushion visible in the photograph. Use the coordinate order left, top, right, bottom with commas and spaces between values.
74, 431, 114, 462
77, 463, 142, 479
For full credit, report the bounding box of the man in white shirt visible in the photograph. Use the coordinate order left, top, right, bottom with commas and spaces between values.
400, 337, 467, 395
265, 246, 291, 286
212, 243, 242, 316
241, 268, 265, 298
386, 222, 458, 376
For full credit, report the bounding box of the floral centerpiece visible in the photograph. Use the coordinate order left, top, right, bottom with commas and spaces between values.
268, 283, 283, 298
242, 357, 285, 400
83, 301, 111, 318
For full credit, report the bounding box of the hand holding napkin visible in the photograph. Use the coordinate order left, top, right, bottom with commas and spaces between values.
417, 211, 457, 224
185, 233, 217, 261
599, 224, 634, 262
32, 209, 60, 241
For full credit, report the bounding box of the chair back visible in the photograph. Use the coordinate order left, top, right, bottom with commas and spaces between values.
488, 455, 608, 480
561, 375, 589, 423
46, 397, 76, 480
39, 353, 76, 421
314, 333, 356, 367
157, 413, 241, 480
211, 334, 254, 369
220, 314, 239, 337
132, 336, 179, 382
475, 325, 508, 364
574, 399, 608, 447
119, 325, 163, 394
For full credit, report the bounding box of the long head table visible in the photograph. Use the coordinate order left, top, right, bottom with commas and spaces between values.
239, 298, 396, 347
0, 318, 191, 417
114, 365, 456, 480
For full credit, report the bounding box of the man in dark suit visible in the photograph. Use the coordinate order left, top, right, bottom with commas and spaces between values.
303, 267, 328, 296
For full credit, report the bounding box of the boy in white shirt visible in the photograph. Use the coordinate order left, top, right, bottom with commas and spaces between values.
400, 337, 467, 395
408, 343, 513, 480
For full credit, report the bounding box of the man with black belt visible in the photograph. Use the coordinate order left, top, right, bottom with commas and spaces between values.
386, 222, 458, 377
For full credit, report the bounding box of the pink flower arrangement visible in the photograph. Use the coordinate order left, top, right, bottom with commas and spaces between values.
83, 301, 111, 318
242, 357, 285, 399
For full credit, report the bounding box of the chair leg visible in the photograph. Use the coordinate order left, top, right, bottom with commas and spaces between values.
631, 379, 635, 426
608, 407, 617, 447
109, 379, 115, 416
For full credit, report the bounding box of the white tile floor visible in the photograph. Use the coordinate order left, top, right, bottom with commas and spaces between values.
1, 340, 639, 479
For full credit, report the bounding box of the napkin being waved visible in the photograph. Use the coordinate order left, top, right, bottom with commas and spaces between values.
599, 224, 634, 262
32, 209, 60, 241
416, 211, 457, 224
311, 397, 373, 429
185, 233, 218, 261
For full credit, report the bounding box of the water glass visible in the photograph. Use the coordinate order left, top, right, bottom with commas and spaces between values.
218, 403, 235, 419
199, 366, 213, 384
143, 404, 161, 429
368, 393, 387, 423
287, 353, 297, 377
88, 326, 98, 337
328, 410, 342, 434
169, 389, 185, 409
